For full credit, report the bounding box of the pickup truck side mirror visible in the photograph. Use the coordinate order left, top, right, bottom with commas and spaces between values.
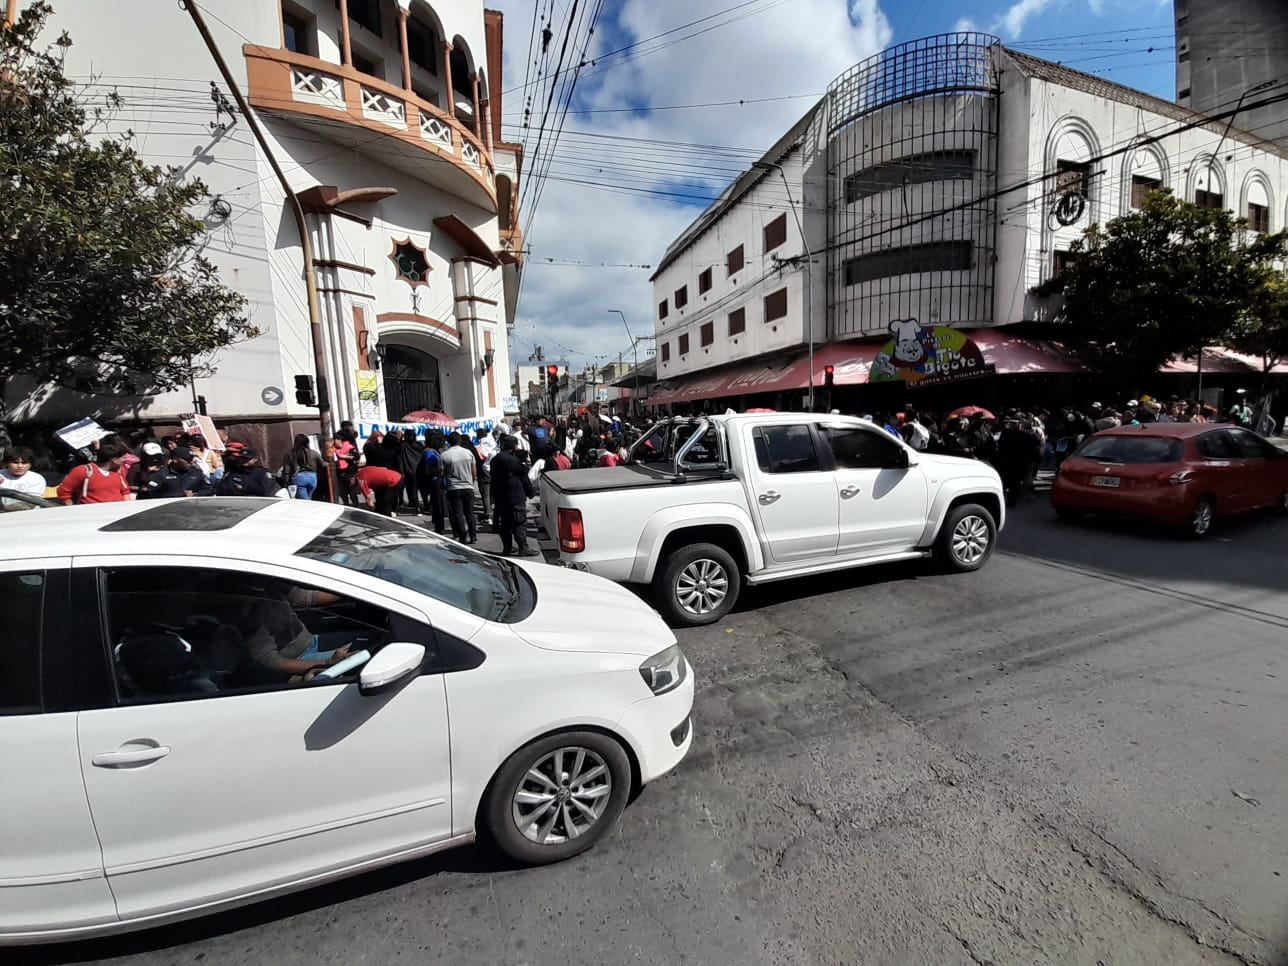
889, 448, 910, 470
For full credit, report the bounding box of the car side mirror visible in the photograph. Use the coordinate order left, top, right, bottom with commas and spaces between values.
890, 448, 910, 469
359, 642, 426, 697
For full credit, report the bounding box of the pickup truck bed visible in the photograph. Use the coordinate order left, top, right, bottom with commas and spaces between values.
540, 465, 709, 495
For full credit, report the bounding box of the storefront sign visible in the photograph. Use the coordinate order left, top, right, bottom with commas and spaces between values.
869, 320, 995, 387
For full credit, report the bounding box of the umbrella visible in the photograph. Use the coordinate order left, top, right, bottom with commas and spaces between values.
402, 409, 456, 427
949, 405, 994, 420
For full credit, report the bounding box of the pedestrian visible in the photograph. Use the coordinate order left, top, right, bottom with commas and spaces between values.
57, 438, 131, 505
995, 415, 1040, 508
127, 442, 166, 495
416, 430, 447, 532
332, 433, 359, 505
475, 430, 497, 526
362, 429, 389, 468
490, 434, 538, 556
397, 430, 425, 515
356, 463, 403, 516
138, 447, 210, 499
1, 446, 47, 510
441, 432, 478, 544
215, 447, 278, 497
278, 434, 325, 500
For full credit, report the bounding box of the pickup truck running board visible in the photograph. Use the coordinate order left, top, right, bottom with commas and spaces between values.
745, 550, 930, 585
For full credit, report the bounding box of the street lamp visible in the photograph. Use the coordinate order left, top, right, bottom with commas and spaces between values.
753, 160, 814, 411
609, 309, 641, 414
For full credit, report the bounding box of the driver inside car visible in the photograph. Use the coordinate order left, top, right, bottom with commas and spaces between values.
237, 584, 356, 682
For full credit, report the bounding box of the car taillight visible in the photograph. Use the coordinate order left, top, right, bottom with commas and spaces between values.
557, 507, 585, 553
1166, 469, 1194, 485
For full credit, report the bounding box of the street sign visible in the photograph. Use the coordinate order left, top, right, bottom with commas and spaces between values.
596, 387, 609, 402
261, 385, 284, 406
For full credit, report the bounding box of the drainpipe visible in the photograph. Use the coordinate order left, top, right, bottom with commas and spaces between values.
182, 0, 337, 499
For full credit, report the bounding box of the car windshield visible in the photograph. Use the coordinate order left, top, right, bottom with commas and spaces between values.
295, 510, 534, 623
1076, 435, 1184, 464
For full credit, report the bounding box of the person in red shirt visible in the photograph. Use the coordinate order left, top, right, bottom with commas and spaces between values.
57, 439, 131, 505
356, 464, 402, 516
551, 450, 572, 471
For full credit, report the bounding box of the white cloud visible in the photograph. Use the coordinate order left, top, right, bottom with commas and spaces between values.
491, 0, 892, 366
995, 0, 1057, 38
954, 16, 982, 32
1088, 0, 1105, 12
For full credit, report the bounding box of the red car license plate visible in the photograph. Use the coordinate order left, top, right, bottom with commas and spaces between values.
1092, 475, 1120, 488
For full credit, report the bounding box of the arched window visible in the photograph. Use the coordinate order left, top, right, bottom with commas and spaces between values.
1187, 156, 1226, 210
1242, 172, 1273, 233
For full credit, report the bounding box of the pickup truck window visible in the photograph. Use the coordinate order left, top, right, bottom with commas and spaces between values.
825, 427, 901, 469
753, 425, 822, 474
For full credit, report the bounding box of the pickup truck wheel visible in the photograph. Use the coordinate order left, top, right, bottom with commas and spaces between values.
935, 504, 996, 572
655, 543, 740, 627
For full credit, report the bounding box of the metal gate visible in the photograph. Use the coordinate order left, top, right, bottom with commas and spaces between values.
382, 345, 441, 419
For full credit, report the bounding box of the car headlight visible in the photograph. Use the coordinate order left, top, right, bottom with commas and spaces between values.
639, 644, 687, 696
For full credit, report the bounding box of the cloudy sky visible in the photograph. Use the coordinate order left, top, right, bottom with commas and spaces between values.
490, 0, 1176, 371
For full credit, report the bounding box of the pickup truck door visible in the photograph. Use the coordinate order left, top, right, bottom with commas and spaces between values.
746, 424, 839, 564
821, 425, 929, 555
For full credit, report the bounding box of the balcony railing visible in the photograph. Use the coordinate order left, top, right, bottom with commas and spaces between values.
244, 46, 497, 202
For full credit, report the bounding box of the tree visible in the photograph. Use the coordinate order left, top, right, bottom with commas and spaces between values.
0, 3, 256, 404
1227, 268, 1288, 383
1034, 190, 1287, 387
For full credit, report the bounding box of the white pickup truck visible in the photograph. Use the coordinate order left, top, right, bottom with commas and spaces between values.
539, 413, 1005, 626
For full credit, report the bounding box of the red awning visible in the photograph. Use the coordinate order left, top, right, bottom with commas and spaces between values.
648, 357, 806, 406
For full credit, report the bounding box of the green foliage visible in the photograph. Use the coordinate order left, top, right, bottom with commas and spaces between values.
1035, 190, 1287, 386
1227, 269, 1288, 375
0, 2, 256, 397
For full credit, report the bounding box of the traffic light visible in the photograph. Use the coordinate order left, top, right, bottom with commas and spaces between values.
294, 374, 316, 407
546, 365, 559, 400
824, 364, 835, 389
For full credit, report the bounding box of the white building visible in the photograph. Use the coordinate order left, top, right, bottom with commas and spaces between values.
7, 0, 522, 449
649, 34, 1288, 409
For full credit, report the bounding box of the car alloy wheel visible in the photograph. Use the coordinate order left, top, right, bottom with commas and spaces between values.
1191, 499, 1214, 537
511, 746, 612, 845
675, 558, 730, 617
950, 514, 991, 566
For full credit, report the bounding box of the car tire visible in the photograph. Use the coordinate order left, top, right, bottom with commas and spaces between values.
484, 731, 632, 866
1054, 506, 1084, 523
654, 542, 740, 627
935, 503, 997, 572
1184, 496, 1216, 539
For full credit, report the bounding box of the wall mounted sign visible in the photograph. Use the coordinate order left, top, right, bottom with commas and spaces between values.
869, 319, 995, 387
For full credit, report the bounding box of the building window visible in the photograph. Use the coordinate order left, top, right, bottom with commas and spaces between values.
344, 0, 382, 37
844, 150, 975, 204
674, 285, 688, 309
700, 322, 714, 347
352, 51, 381, 78
844, 241, 974, 286
678, 334, 690, 355
1178, 87, 1191, 100
282, 8, 313, 55
1053, 250, 1077, 278
728, 307, 746, 336
1248, 202, 1270, 233
1131, 174, 1162, 209
660, 342, 670, 363
726, 244, 744, 276
698, 267, 713, 294
389, 238, 430, 287
764, 287, 788, 323
1195, 187, 1224, 210
406, 19, 437, 74
764, 213, 787, 253
1056, 159, 1091, 198
1177, 15, 1188, 28
658, 298, 669, 320
1178, 50, 1190, 63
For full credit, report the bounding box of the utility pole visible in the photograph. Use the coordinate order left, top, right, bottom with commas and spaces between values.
753, 161, 814, 411
182, 0, 337, 499
610, 309, 641, 417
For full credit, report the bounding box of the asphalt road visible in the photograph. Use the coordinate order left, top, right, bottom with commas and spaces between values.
30, 497, 1288, 966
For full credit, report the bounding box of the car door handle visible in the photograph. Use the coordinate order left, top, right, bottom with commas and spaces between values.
839, 486, 861, 498
758, 490, 781, 504
92, 745, 171, 768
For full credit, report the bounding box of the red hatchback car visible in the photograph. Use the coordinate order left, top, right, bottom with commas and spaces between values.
1051, 423, 1288, 537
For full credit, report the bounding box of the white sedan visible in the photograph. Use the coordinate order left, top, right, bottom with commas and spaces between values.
0, 498, 693, 945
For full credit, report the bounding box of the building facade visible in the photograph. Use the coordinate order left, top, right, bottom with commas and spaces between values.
7, 0, 522, 448
649, 34, 1288, 409
1175, 0, 1288, 149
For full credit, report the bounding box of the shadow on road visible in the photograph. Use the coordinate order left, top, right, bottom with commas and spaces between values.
19, 842, 524, 965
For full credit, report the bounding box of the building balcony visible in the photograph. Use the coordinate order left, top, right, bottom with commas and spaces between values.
243, 45, 497, 212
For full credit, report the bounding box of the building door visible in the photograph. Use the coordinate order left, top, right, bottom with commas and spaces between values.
383, 345, 441, 419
